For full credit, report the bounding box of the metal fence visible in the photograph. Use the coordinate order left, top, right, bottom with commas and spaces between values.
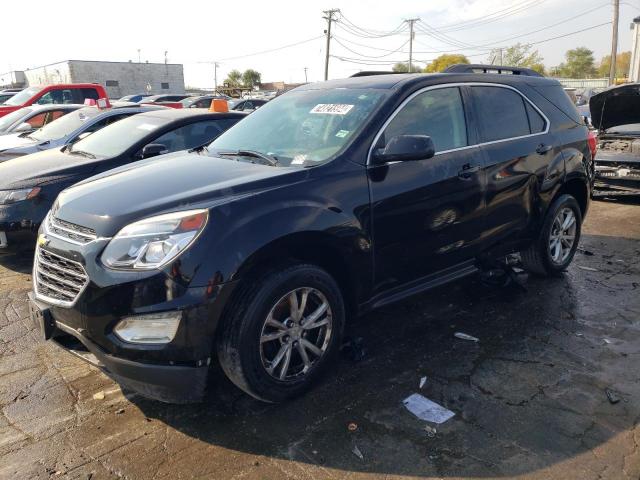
553, 78, 609, 88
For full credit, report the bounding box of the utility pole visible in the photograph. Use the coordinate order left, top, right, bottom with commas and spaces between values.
214, 62, 219, 92
405, 18, 419, 73
137, 49, 141, 63
304, 67, 308, 83
323, 9, 339, 80
609, 0, 620, 86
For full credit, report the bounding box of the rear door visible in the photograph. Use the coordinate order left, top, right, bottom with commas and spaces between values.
368, 86, 486, 294
470, 85, 553, 246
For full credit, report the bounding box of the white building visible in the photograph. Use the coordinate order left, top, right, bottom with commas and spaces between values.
0, 60, 185, 98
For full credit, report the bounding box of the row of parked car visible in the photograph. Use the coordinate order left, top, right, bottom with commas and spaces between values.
0, 66, 629, 405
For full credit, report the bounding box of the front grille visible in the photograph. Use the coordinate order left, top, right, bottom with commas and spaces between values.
34, 248, 89, 307
47, 215, 97, 244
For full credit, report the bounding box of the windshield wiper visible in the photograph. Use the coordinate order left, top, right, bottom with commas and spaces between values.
69, 149, 96, 159
218, 149, 278, 166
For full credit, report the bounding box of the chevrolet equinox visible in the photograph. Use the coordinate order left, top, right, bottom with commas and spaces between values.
29, 70, 593, 403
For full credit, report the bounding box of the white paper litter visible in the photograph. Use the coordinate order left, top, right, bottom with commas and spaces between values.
577, 266, 599, 272
352, 444, 364, 460
419, 376, 427, 389
454, 332, 479, 342
403, 393, 455, 424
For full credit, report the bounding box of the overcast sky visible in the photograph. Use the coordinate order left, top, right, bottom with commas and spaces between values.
1, 0, 637, 88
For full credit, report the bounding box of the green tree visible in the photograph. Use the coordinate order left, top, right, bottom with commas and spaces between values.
556, 47, 596, 78
424, 54, 469, 73
242, 69, 262, 88
392, 62, 420, 73
225, 69, 243, 87
488, 43, 545, 74
598, 51, 631, 78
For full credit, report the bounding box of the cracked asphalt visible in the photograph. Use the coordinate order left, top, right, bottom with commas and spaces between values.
1, 198, 639, 480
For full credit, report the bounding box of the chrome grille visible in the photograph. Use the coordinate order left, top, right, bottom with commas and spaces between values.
47, 215, 97, 244
34, 248, 89, 307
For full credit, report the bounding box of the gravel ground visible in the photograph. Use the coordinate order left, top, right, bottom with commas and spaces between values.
0, 198, 639, 480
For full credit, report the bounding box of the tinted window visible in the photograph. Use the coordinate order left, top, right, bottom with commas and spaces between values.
26, 112, 47, 128
526, 102, 546, 133
151, 119, 239, 152
472, 86, 530, 142
81, 88, 100, 101
36, 89, 76, 105
531, 84, 582, 124
383, 87, 467, 152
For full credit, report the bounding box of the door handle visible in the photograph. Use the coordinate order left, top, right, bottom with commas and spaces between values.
536, 143, 552, 155
458, 164, 480, 179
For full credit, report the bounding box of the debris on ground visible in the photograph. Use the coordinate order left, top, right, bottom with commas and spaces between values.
403, 393, 455, 424
92, 391, 105, 400
603, 338, 612, 344
605, 388, 621, 404
424, 425, 437, 437
479, 260, 528, 292
352, 444, 364, 460
578, 266, 599, 272
419, 376, 427, 389
578, 248, 595, 256
454, 332, 479, 342
347, 422, 358, 432
341, 336, 366, 362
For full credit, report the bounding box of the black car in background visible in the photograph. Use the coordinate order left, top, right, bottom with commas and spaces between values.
0, 109, 245, 251
181, 95, 232, 109
118, 94, 153, 103
30, 71, 592, 403
232, 99, 268, 112
590, 83, 640, 191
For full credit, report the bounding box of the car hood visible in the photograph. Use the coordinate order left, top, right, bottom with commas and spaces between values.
0, 148, 101, 190
590, 83, 640, 131
55, 152, 302, 236
0, 132, 37, 153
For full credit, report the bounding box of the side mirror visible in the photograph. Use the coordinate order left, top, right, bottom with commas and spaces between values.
373, 135, 435, 164
13, 122, 33, 133
142, 143, 169, 159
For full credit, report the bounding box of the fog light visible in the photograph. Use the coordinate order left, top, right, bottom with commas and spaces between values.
114, 312, 182, 344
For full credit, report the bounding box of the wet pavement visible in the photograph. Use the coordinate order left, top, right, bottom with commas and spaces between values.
1, 198, 639, 480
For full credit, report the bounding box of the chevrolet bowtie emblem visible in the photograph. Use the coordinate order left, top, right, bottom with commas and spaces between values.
37, 234, 50, 247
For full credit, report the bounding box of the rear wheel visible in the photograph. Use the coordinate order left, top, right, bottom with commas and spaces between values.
217, 264, 345, 402
520, 194, 582, 276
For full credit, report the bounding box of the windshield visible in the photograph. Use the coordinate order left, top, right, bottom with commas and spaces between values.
69, 114, 167, 157
210, 88, 386, 166
180, 97, 196, 107
0, 107, 32, 131
4, 87, 42, 106
30, 107, 100, 142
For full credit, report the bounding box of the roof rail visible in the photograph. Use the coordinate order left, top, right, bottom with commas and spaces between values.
350, 71, 398, 77
443, 64, 544, 77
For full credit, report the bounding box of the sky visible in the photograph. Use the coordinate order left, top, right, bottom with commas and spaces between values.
1, 0, 637, 88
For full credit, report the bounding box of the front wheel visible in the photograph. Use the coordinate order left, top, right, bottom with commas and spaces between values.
520, 194, 582, 276
217, 264, 345, 402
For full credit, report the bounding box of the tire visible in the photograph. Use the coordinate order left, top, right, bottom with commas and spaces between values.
520, 194, 582, 276
216, 263, 345, 403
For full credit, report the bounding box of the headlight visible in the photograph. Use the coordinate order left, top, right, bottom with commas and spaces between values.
114, 312, 182, 344
101, 209, 208, 270
0, 187, 40, 205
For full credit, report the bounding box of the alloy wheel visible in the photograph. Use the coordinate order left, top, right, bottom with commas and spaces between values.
259, 287, 333, 381
548, 207, 577, 264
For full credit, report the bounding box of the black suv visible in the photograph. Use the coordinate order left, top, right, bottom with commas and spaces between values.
29, 70, 593, 403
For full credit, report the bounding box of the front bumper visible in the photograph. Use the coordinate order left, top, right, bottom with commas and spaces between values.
30, 227, 238, 403
594, 151, 640, 188
0, 202, 46, 253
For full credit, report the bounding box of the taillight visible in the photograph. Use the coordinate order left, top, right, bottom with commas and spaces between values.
587, 131, 598, 158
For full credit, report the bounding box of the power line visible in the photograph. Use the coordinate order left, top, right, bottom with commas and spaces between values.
333, 37, 409, 59
336, 14, 407, 38
218, 36, 324, 62
438, 0, 545, 33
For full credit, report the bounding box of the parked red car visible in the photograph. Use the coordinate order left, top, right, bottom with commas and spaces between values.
0, 84, 108, 118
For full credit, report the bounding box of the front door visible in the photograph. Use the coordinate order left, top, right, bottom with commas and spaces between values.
368, 86, 486, 295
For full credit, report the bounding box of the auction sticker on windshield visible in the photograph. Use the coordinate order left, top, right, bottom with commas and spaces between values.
310, 104, 354, 115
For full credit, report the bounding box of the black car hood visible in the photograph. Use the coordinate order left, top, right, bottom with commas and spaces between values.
56, 152, 301, 236
590, 83, 640, 131
0, 148, 102, 189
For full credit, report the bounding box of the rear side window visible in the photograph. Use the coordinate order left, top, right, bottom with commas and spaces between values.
531, 84, 582, 124
383, 87, 468, 153
81, 88, 100, 101
472, 86, 531, 142
525, 102, 546, 133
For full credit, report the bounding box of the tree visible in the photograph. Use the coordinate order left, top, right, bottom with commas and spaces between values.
555, 47, 596, 78
392, 62, 420, 73
424, 54, 469, 73
225, 69, 242, 87
598, 51, 631, 78
242, 69, 261, 88
487, 43, 545, 74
